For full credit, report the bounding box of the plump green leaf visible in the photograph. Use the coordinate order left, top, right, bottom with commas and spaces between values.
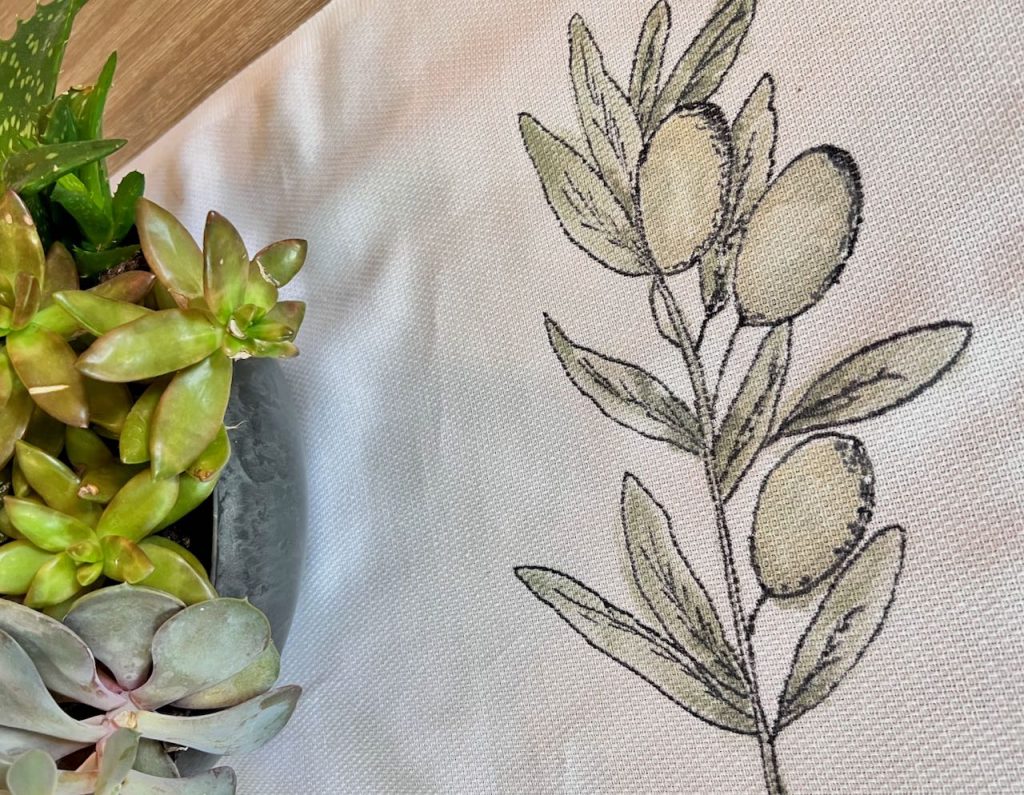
0, 192, 45, 292
0, 626, 104, 743
637, 105, 731, 273
650, 0, 754, 128
84, 379, 131, 436
0, 597, 123, 710
203, 212, 249, 323
53, 291, 150, 337
77, 462, 141, 504
714, 324, 790, 500
65, 427, 114, 470
0, 0, 85, 158
185, 424, 230, 483
153, 472, 219, 533
0, 370, 33, 467
14, 441, 79, 514
0, 726, 87, 766
11, 273, 41, 330
150, 352, 232, 479
25, 553, 81, 608
95, 729, 139, 795
132, 598, 272, 710
136, 199, 203, 303
620, 474, 746, 695
519, 113, 644, 275
3, 497, 93, 552
752, 433, 874, 597
119, 379, 168, 465
778, 526, 905, 729
777, 322, 972, 437
569, 15, 643, 210
101, 535, 155, 584
0, 541, 53, 595
41, 243, 78, 302
136, 539, 217, 606
119, 768, 237, 795
257, 300, 304, 339
629, 0, 670, 134
175, 643, 281, 710
91, 271, 156, 304
5, 749, 57, 795
134, 686, 301, 755
21, 406, 65, 458
76, 309, 223, 382
252, 239, 306, 288
515, 567, 754, 733
734, 147, 862, 325
96, 469, 179, 541
64, 585, 184, 691
546, 316, 701, 454
7, 326, 88, 427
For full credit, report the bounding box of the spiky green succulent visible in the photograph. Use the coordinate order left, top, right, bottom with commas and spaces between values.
0, 437, 222, 609
69, 200, 306, 479
0, 586, 299, 794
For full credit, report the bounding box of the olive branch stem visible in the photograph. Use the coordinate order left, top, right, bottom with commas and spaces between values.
651, 270, 783, 795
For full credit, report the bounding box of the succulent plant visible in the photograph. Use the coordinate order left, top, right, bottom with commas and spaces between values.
0, 586, 299, 794
0, 438, 220, 609
65, 201, 306, 479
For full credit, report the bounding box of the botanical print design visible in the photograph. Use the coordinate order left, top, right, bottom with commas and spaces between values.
513, 1, 972, 792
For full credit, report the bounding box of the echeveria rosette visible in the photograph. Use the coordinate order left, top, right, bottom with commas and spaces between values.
0, 440, 219, 609
0, 191, 154, 466
0, 587, 300, 794
70, 199, 307, 479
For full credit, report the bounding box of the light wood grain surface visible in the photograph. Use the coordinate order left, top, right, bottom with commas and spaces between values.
3, 0, 330, 167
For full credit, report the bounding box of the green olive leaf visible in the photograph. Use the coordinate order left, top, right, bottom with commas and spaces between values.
546, 315, 701, 454
76, 309, 224, 382
84, 378, 132, 437
714, 323, 790, 500
101, 536, 156, 584
776, 322, 972, 437
519, 113, 644, 276
569, 15, 643, 211
734, 146, 862, 326
728, 74, 777, 227
777, 526, 905, 729
650, 0, 754, 128
620, 474, 746, 696
14, 441, 81, 517
65, 426, 114, 470
515, 567, 755, 734
751, 433, 874, 597
628, 0, 670, 134
150, 352, 232, 479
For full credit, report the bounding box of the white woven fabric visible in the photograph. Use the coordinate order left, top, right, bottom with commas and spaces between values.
129, 0, 1024, 791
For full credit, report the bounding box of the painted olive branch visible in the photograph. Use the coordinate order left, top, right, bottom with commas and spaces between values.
514, 2, 971, 793
650, 270, 783, 794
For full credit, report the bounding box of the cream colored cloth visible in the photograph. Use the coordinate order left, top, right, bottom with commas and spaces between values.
129, 0, 1023, 791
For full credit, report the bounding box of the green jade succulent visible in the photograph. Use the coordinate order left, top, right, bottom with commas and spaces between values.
0, 585, 300, 795
0, 435, 222, 610
67, 200, 307, 480
0, 189, 154, 459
